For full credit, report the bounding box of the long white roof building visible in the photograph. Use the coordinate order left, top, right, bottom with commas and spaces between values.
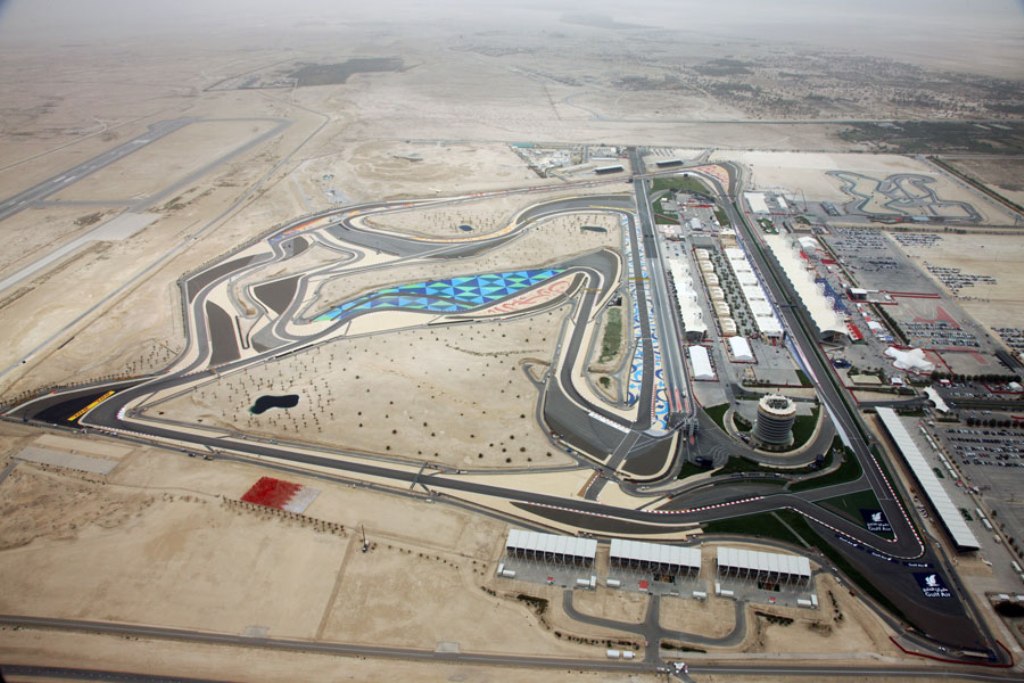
876, 408, 979, 551
717, 546, 811, 580
668, 260, 707, 337
688, 345, 715, 380
763, 235, 847, 339
506, 529, 598, 561
728, 336, 754, 362
610, 539, 701, 573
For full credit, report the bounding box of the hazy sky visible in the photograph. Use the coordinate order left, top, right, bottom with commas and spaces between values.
1, 0, 1021, 77
2, 0, 1021, 34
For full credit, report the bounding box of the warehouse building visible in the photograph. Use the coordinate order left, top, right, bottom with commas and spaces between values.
505, 529, 598, 567
717, 546, 811, 587
668, 260, 707, 341
610, 539, 701, 578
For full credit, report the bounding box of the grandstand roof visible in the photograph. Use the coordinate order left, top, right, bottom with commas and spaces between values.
876, 409, 979, 551
765, 234, 847, 338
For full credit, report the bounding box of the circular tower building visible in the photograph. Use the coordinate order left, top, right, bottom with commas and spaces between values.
754, 394, 797, 447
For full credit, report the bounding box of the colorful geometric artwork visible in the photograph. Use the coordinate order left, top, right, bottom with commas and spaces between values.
316, 268, 564, 322
474, 276, 573, 315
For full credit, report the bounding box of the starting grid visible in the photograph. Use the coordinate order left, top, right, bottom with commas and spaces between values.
622, 216, 670, 431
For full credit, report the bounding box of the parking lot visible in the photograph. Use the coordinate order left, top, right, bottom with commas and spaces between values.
938, 425, 1024, 470
714, 574, 819, 610
821, 227, 938, 294
929, 421, 1024, 553
498, 553, 710, 601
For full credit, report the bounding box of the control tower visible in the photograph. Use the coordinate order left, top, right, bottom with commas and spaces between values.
754, 394, 797, 447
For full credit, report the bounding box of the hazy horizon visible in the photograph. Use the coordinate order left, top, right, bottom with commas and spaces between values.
0, 0, 1022, 80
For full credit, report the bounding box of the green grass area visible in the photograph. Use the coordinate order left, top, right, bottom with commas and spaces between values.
652, 175, 710, 195
868, 444, 916, 522
710, 456, 765, 478
714, 208, 731, 227
733, 412, 752, 432
598, 307, 622, 363
654, 198, 679, 224
817, 488, 893, 538
790, 436, 862, 492
789, 406, 820, 450
704, 403, 729, 431
795, 369, 812, 387
677, 461, 707, 479
703, 511, 802, 545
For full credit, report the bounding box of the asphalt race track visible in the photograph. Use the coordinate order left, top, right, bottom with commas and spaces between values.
2, 161, 1005, 662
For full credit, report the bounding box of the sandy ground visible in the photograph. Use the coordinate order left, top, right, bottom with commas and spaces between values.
0, 442, 602, 659
1, 19, 1019, 676
0, 628, 662, 683
572, 585, 649, 624
942, 157, 1024, 207
0, 94, 326, 398
300, 141, 557, 205
319, 543, 589, 655
893, 232, 1024, 342
152, 313, 574, 470
660, 594, 737, 638
744, 575, 897, 657
53, 120, 280, 202
718, 151, 1017, 224
0, 204, 123, 278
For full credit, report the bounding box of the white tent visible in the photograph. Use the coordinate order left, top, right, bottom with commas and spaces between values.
885, 346, 935, 374
728, 336, 754, 362
689, 345, 715, 380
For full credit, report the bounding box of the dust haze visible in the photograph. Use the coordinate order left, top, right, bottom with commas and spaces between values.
2, 0, 1022, 76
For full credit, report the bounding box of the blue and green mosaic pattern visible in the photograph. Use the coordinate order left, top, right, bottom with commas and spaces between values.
315, 268, 564, 322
